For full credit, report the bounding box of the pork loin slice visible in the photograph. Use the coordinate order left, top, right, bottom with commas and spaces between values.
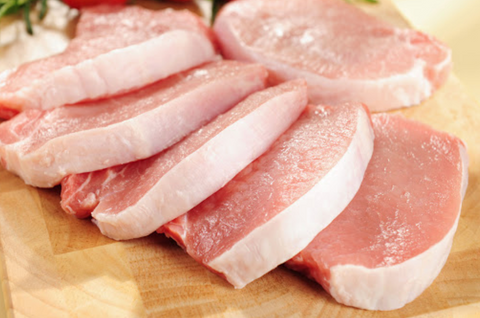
286, 114, 469, 311
160, 102, 374, 288
213, 0, 451, 111
0, 61, 267, 188
61, 80, 308, 240
0, 6, 216, 118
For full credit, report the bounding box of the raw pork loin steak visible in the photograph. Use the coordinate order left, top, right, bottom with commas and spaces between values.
160, 102, 374, 288
0, 61, 267, 188
0, 6, 216, 118
61, 80, 308, 240
214, 0, 451, 111
286, 114, 469, 310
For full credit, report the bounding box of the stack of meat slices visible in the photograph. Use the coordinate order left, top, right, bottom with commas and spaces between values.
0, 0, 469, 312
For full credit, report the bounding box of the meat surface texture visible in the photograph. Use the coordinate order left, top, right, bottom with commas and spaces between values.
286, 114, 469, 310
0, 6, 216, 118
0, 61, 267, 187
61, 80, 309, 240
213, 0, 451, 111
160, 102, 375, 288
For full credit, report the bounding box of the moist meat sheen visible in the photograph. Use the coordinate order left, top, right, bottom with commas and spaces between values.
213, 0, 451, 111
0, 61, 267, 187
286, 114, 469, 310
0, 6, 216, 118
61, 80, 308, 240
160, 102, 374, 288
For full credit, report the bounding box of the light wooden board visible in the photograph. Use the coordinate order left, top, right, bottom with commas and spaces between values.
0, 1, 479, 317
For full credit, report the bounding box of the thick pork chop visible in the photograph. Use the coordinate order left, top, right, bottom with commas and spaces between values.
61, 80, 308, 240
0, 61, 267, 188
0, 6, 216, 118
160, 102, 374, 288
286, 114, 469, 310
213, 0, 451, 111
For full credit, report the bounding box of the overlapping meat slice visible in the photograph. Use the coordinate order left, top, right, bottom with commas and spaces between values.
0, 61, 267, 187
213, 0, 451, 111
286, 114, 469, 310
61, 80, 308, 240
0, 5, 216, 118
160, 102, 374, 288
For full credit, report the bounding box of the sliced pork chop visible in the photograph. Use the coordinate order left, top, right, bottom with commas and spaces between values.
286, 114, 469, 310
73, 5, 215, 41
213, 0, 451, 111
0, 6, 216, 118
61, 80, 308, 240
160, 102, 374, 288
0, 61, 267, 188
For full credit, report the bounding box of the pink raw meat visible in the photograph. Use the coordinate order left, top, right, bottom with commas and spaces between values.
160, 102, 374, 288
286, 114, 469, 310
0, 61, 267, 187
0, 6, 216, 118
213, 0, 451, 111
61, 80, 308, 240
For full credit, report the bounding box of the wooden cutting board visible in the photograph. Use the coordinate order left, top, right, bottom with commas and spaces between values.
0, 1, 479, 317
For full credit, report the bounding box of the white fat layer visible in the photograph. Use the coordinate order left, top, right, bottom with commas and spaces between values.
327, 142, 469, 311
0, 68, 15, 87
214, 16, 452, 112
207, 106, 375, 289
0, 69, 264, 188
434, 49, 452, 74
271, 58, 433, 112
94, 88, 307, 240
9, 30, 215, 111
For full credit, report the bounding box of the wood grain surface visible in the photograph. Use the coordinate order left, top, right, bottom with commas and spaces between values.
0, 1, 479, 317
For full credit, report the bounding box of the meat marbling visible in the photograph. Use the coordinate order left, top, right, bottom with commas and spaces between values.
160, 102, 374, 288
286, 114, 469, 310
213, 0, 451, 111
61, 80, 308, 240
0, 6, 216, 118
0, 61, 267, 187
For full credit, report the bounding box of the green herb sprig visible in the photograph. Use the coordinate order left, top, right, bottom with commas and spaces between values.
0, 0, 48, 35
211, 0, 227, 24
